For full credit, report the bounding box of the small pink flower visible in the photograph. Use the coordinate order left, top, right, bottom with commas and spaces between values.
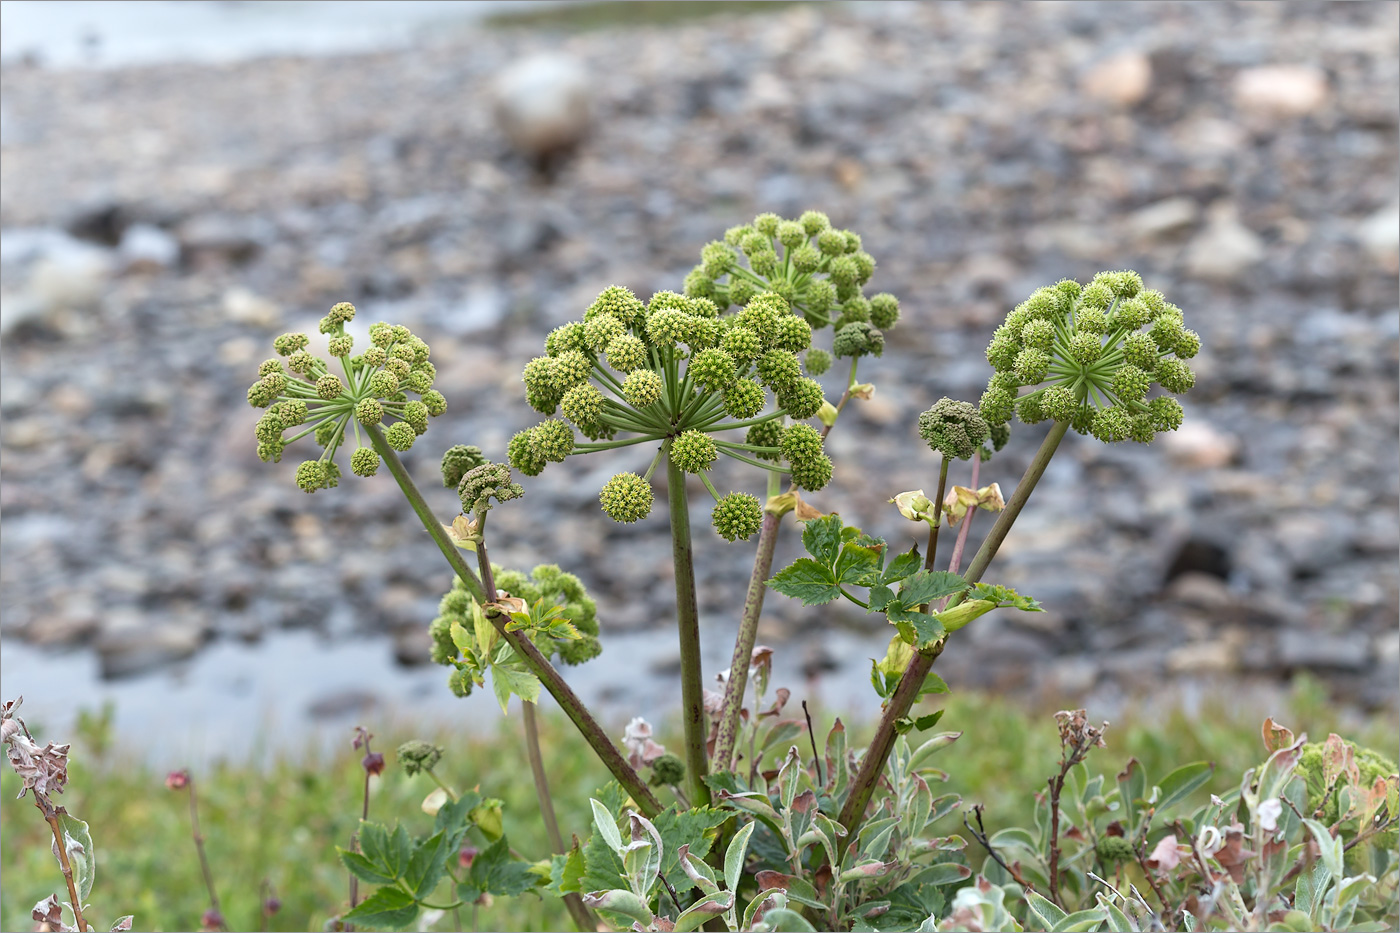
166, 770, 191, 790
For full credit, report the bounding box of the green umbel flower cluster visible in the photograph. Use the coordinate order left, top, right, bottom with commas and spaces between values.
456, 462, 524, 515
918, 398, 990, 461
508, 284, 836, 537
978, 271, 1196, 443
429, 564, 603, 695
250, 304, 446, 491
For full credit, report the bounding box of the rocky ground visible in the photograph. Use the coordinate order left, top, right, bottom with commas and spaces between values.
2, 2, 1396, 718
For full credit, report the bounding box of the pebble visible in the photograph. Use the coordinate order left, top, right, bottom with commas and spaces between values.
1081, 52, 1153, 107
1161, 421, 1242, 469
1184, 202, 1265, 281
1233, 64, 1329, 116
492, 53, 591, 161
1129, 197, 1199, 241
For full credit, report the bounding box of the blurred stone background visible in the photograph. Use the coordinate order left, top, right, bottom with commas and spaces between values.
1, 1, 1396, 754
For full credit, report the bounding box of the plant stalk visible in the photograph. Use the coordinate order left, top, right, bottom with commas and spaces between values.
837, 420, 1070, 839
945, 453, 981, 577
188, 776, 226, 931
366, 425, 663, 817
666, 447, 712, 807
925, 458, 951, 573
37, 799, 89, 932
711, 509, 782, 771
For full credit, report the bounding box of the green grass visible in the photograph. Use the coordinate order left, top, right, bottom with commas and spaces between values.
484, 1, 804, 32
4, 679, 1394, 932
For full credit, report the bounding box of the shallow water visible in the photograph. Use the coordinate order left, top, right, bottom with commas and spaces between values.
0, 0, 560, 70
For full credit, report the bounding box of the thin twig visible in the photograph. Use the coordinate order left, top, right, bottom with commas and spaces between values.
37, 798, 89, 932
802, 700, 823, 788
1132, 837, 1174, 923
964, 804, 1039, 894
658, 870, 684, 918
188, 776, 226, 931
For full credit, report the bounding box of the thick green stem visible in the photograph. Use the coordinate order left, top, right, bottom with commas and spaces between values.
837, 420, 1070, 839
665, 445, 712, 807
925, 458, 951, 574
711, 509, 782, 771
365, 425, 662, 817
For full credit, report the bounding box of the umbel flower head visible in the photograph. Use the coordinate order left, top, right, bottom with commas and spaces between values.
249, 303, 446, 491
429, 564, 603, 696
508, 282, 847, 540
977, 271, 1196, 443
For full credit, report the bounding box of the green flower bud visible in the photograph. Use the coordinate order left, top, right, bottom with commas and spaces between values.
691, 348, 737, 391
366, 371, 397, 398
385, 422, 416, 450
1070, 405, 1096, 435
550, 349, 592, 391
747, 420, 784, 461
1123, 334, 1158, 371
386, 357, 411, 380
701, 241, 735, 277
649, 753, 687, 787
448, 668, 473, 698
429, 617, 456, 665
599, 472, 653, 523
1079, 283, 1113, 311
1067, 332, 1103, 365
327, 301, 356, 323
328, 334, 353, 357
739, 231, 770, 258
723, 379, 766, 419
646, 308, 693, 348
255, 413, 284, 444
684, 267, 716, 300
799, 210, 830, 236
803, 279, 836, 317
1155, 358, 1195, 394
817, 228, 847, 256
560, 384, 605, 429
296, 460, 327, 492
508, 428, 546, 476
1111, 365, 1151, 403
841, 230, 862, 253
987, 422, 1011, 453
1128, 413, 1156, 444
1114, 297, 1150, 330
1148, 396, 1184, 432
725, 224, 755, 247
780, 422, 824, 462
918, 398, 991, 460
274, 333, 310, 356
441, 445, 487, 488
1137, 289, 1167, 317
728, 278, 757, 308
605, 334, 647, 373
1090, 406, 1133, 442
829, 255, 859, 287
583, 314, 625, 353
773, 315, 812, 353
390, 324, 412, 343
753, 212, 781, 237
1150, 314, 1184, 352
351, 447, 380, 477
422, 390, 447, 416
1097, 836, 1135, 865
979, 386, 1016, 426
689, 297, 719, 319
271, 399, 307, 426
622, 369, 664, 408
778, 377, 826, 420
712, 492, 763, 541
1100, 270, 1143, 299
721, 326, 763, 364
789, 451, 833, 491
832, 322, 884, 358
851, 251, 875, 284
670, 430, 717, 473
1040, 385, 1079, 422
315, 420, 338, 446
258, 358, 284, 377
397, 740, 443, 777
247, 372, 286, 408
686, 315, 719, 351
791, 244, 821, 273
355, 397, 384, 426
749, 249, 779, 277
837, 296, 871, 327
458, 462, 524, 512
316, 374, 345, 400
402, 400, 429, 434
391, 343, 416, 364
588, 286, 647, 328
1020, 319, 1054, 350
756, 349, 802, 392
776, 220, 807, 249
985, 334, 1019, 372
287, 349, 316, 374
559, 634, 602, 665
531, 419, 575, 463
369, 322, 394, 347
1075, 305, 1108, 335
805, 348, 832, 375
1174, 329, 1201, 360
318, 315, 337, 334
869, 293, 900, 329
257, 439, 285, 463
546, 322, 587, 356
359, 345, 386, 367
1014, 347, 1051, 385
523, 356, 563, 414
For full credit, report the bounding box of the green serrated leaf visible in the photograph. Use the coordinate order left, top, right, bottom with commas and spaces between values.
768, 558, 841, 605
913, 711, 946, 732
557, 837, 587, 895
801, 514, 845, 565
833, 543, 880, 586
881, 550, 922, 585
968, 583, 1043, 612
655, 806, 732, 893
404, 829, 450, 899
899, 570, 967, 606
341, 885, 419, 930
460, 837, 537, 901
339, 849, 398, 886
358, 822, 393, 876
490, 662, 541, 714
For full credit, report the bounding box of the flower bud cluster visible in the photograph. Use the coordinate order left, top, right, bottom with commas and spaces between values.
250, 304, 446, 491
429, 563, 603, 685
977, 272, 1196, 443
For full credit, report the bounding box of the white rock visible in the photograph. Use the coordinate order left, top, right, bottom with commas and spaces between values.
1162, 420, 1242, 470
221, 287, 279, 327
1081, 52, 1152, 107
1184, 203, 1264, 281
0, 229, 113, 334
492, 54, 591, 158
1129, 197, 1199, 240
118, 222, 180, 270
1234, 64, 1328, 116
1357, 204, 1399, 268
